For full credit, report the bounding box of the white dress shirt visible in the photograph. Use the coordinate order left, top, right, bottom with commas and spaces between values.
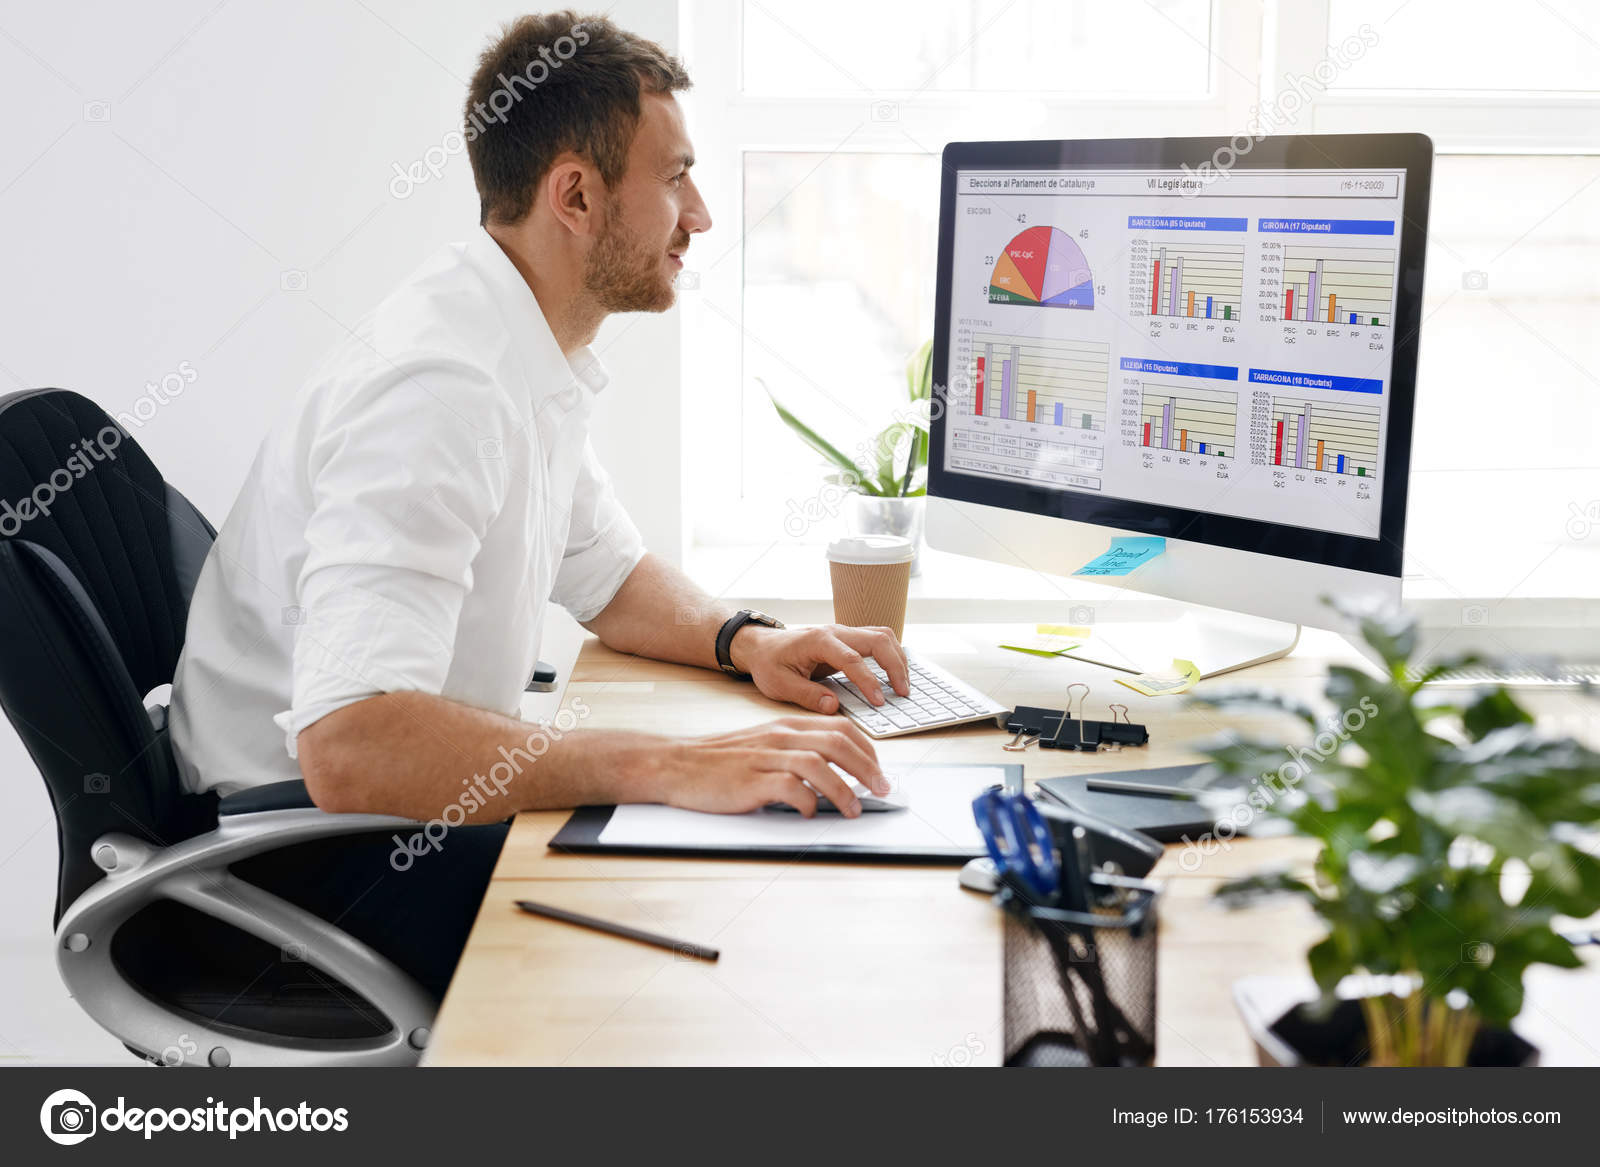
171, 229, 645, 795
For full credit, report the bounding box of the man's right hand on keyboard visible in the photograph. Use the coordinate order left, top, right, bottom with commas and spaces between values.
728, 622, 911, 714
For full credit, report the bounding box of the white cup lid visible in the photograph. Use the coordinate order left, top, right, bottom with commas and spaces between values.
827, 534, 915, 565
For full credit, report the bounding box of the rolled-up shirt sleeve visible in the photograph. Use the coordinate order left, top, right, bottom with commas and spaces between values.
551, 439, 645, 622
273, 358, 516, 755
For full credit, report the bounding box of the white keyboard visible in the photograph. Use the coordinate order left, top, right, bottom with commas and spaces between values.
824, 652, 1009, 738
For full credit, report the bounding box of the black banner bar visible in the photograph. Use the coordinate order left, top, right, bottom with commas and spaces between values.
5, 1066, 1596, 1161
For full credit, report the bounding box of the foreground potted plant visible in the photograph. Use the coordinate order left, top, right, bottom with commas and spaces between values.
763, 340, 933, 569
1191, 603, 1600, 1066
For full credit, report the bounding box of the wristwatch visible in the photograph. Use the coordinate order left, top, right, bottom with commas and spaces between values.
715, 609, 786, 679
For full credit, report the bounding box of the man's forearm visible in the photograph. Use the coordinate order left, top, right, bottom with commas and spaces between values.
582, 552, 744, 670
297, 690, 673, 822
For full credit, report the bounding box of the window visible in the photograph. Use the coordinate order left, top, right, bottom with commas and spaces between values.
1326, 0, 1600, 93
740, 0, 1213, 96
737, 152, 939, 505
679, 0, 1600, 600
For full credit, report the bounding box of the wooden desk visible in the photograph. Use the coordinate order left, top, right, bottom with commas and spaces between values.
422, 625, 1372, 1066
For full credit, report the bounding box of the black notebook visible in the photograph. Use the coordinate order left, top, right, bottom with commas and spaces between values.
1036, 764, 1241, 843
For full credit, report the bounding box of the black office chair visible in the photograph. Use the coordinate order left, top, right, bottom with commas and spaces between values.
0, 388, 433, 1066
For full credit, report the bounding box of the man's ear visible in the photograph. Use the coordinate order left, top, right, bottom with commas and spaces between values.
544, 157, 603, 239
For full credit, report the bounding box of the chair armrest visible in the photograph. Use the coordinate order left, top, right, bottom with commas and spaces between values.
56, 805, 434, 1067
217, 778, 317, 815
525, 659, 559, 692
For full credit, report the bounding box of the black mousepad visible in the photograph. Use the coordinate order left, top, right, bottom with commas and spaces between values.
1036, 764, 1242, 843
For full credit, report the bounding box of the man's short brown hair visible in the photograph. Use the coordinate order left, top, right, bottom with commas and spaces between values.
464, 11, 691, 226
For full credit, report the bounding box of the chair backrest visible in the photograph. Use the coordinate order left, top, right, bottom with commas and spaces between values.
0, 389, 218, 922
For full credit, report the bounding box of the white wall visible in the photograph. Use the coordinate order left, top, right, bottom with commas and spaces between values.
0, 0, 684, 1062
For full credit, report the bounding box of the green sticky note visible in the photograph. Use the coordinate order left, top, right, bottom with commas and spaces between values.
1000, 636, 1082, 658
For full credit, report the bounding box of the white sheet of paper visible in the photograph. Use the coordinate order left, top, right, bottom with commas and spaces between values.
597, 764, 1009, 853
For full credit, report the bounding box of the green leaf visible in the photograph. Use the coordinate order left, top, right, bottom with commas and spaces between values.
1409, 653, 1484, 691
1306, 934, 1349, 996
761, 379, 862, 482
1451, 731, 1600, 823
1460, 686, 1534, 741
902, 425, 928, 495
870, 421, 914, 495
1511, 926, 1585, 970
905, 338, 933, 403
1521, 846, 1600, 917
1464, 966, 1525, 1030
1323, 595, 1417, 676
1408, 787, 1570, 888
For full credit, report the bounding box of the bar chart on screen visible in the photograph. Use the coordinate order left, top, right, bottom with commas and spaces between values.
948, 331, 1110, 491
969, 333, 1109, 431
1138, 382, 1238, 459
1266, 395, 1381, 479
1132, 240, 1245, 321
1279, 244, 1396, 327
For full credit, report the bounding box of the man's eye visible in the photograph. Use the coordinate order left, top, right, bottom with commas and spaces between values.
670, 171, 686, 185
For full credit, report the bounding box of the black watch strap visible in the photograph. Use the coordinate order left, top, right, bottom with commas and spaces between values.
715, 609, 784, 679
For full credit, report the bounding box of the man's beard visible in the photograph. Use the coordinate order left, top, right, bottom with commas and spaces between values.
583, 205, 682, 314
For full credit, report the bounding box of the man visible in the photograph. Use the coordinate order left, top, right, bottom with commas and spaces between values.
168, 12, 909, 1001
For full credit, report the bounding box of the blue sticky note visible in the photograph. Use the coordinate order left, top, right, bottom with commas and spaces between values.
1073, 537, 1166, 577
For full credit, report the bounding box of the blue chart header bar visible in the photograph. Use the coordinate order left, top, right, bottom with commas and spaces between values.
1120, 358, 1239, 381
1248, 368, 1384, 394
1256, 218, 1395, 236
1128, 216, 1248, 232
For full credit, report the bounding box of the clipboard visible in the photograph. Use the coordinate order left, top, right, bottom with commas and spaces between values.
550, 763, 1022, 864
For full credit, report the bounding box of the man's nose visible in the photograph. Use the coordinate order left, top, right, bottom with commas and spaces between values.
682, 178, 712, 235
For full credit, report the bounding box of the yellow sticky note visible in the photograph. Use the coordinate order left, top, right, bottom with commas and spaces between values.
1035, 623, 1091, 639
1115, 658, 1200, 697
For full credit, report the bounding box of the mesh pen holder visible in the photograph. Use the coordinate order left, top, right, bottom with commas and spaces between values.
999, 874, 1161, 1067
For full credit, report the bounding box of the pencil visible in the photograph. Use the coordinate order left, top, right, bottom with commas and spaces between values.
515, 899, 720, 962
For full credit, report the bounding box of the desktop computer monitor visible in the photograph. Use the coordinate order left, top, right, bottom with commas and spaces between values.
927, 133, 1432, 677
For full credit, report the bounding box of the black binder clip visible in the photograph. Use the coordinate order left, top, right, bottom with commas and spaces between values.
1005, 695, 1151, 753
1002, 705, 1067, 751
1040, 716, 1101, 751
1039, 704, 1150, 753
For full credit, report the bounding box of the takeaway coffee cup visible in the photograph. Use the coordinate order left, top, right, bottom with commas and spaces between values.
827, 535, 914, 640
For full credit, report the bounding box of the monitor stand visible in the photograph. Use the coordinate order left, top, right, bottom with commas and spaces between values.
1063, 605, 1301, 680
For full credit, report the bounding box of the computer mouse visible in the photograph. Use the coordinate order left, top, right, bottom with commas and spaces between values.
767, 775, 910, 814
817, 784, 909, 813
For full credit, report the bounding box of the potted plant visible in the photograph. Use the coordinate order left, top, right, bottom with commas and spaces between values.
763, 340, 933, 570
1190, 602, 1600, 1066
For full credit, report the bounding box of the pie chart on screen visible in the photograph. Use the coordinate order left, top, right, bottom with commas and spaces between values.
988, 226, 1095, 309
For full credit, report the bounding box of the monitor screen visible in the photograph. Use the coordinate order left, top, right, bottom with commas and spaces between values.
930, 136, 1431, 576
